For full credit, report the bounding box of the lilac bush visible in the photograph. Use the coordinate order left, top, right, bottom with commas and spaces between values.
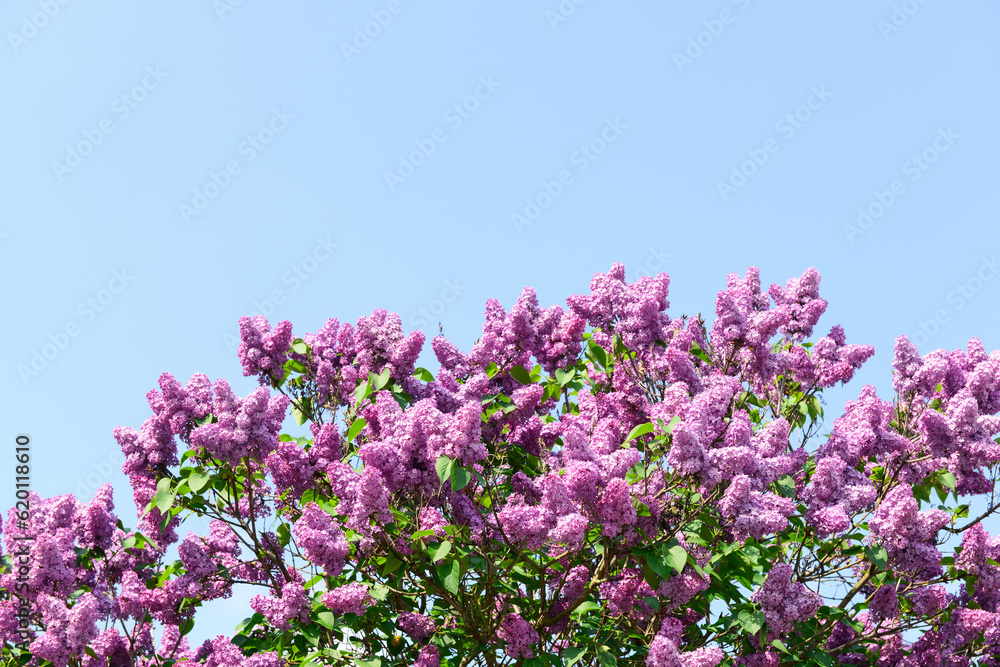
3, 263, 1000, 666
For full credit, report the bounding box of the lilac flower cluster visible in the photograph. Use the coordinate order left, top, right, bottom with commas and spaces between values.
646, 618, 723, 667
249, 577, 310, 631
497, 612, 540, 659
750, 563, 822, 636
398, 611, 436, 642
321, 583, 372, 616
894, 336, 1000, 493
238, 316, 293, 383
189, 380, 289, 466
292, 502, 350, 576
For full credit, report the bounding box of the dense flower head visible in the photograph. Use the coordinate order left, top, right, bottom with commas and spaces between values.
249, 579, 310, 631
30, 593, 101, 667
413, 644, 441, 667
497, 612, 540, 659
292, 502, 350, 576
189, 380, 289, 466
73, 483, 116, 550
146, 372, 214, 438
711, 267, 790, 379
768, 267, 827, 342
751, 563, 822, 636
321, 583, 372, 616
567, 263, 670, 353
785, 325, 874, 389
265, 440, 317, 501
398, 611, 436, 642
238, 316, 293, 383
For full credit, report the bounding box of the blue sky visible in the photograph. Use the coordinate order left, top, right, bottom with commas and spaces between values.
2, 0, 1000, 649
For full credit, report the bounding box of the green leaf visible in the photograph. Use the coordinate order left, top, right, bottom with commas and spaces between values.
178, 618, 195, 637
564, 649, 587, 667
292, 405, 309, 426
431, 541, 452, 562
355, 660, 382, 667
346, 417, 366, 443
438, 560, 461, 594
120, 535, 136, 550
370, 584, 389, 601
555, 368, 576, 387
689, 342, 711, 364
276, 523, 291, 547
153, 489, 174, 514
315, 610, 336, 630
572, 601, 601, 616
485, 362, 499, 378
413, 367, 435, 382
353, 379, 371, 405
664, 544, 688, 575
509, 365, 532, 385
373, 368, 391, 391
810, 652, 833, 667
662, 416, 682, 434
771, 639, 788, 653
940, 471, 957, 491
590, 344, 609, 369
624, 422, 654, 443
382, 556, 403, 577
865, 545, 888, 570
84, 647, 98, 659
436, 456, 455, 491
597, 648, 617, 667
738, 609, 765, 635
451, 466, 472, 492
775, 474, 796, 498
645, 553, 673, 582
188, 472, 210, 494
291, 339, 308, 354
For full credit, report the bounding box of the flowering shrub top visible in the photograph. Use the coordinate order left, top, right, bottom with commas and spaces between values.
3, 264, 1000, 667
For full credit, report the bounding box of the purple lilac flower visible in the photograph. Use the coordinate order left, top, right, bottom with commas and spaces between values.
750, 563, 822, 636
497, 612, 539, 660
599, 478, 637, 537
567, 263, 670, 354
238, 316, 293, 383
73, 483, 116, 550
189, 380, 289, 466
768, 267, 827, 342
322, 583, 372, 616
265, 440, 317, 501
869, 584, 900, 619
398, 611, 436, 641
249, 579, 309, 631
308, 422, 341, 469
413, 645, 440, 667
292, 503, 350, 576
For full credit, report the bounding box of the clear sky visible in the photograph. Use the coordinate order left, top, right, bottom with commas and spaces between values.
2, 0, 999, 650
